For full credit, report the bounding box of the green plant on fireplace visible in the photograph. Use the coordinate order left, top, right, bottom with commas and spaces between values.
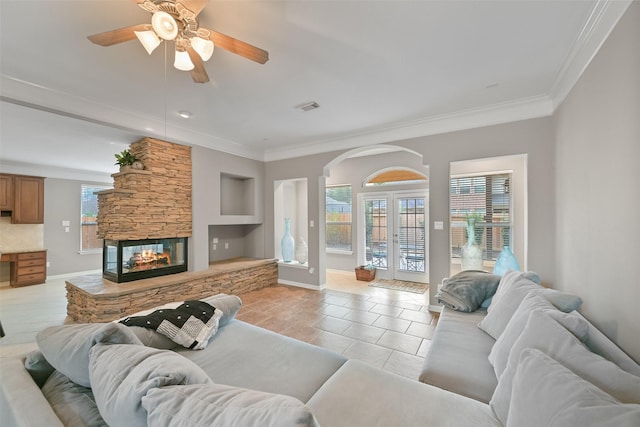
114, 149, 139, 167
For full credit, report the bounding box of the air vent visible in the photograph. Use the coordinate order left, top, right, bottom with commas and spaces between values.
295, 101, 320, 112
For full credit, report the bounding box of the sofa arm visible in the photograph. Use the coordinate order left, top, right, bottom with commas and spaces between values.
0, 357, 64, 427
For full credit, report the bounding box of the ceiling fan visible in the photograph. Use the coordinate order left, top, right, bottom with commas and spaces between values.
87, 0, 269, 83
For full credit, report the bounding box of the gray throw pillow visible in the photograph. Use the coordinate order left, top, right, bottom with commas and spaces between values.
89, 343, 213, 427
36, 323, 143, 387
142, 383, 320, 427
201, 294, 243, 326
42, 370, 107, 427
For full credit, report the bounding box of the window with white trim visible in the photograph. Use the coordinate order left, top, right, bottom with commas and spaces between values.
326, 185, 352, 251
81, 184, 110, 253
450, 173, 512, 269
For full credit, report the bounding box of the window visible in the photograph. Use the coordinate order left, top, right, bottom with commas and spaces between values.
81, 184, 110, 253
326, 185, 352, 251
450, 173, 512, 268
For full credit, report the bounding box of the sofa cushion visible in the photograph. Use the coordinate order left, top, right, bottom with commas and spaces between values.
176, 320, 347, 403
41, 370, 107, 427
142, 383, 319, 427
36, 323, 143, 387
507, 348, 640, 427
419, 308, 497, 403
478, 271, 582, 339
490, 310, 640, 424
309, 360, 501, 427
89, 343, 212, 427
488, 293, 588, 378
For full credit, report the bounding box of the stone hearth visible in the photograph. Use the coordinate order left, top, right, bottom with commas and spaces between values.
66, 258, 277, 323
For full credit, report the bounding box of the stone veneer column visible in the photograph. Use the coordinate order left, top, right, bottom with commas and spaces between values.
97, 138, 192, 240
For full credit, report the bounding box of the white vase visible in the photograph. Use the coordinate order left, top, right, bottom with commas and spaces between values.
296, 238, 308, 264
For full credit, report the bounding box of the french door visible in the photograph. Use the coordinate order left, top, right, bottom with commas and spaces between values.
360, 192, 428, 283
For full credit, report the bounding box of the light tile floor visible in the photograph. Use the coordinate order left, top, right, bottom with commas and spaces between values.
0, 269, 437, 380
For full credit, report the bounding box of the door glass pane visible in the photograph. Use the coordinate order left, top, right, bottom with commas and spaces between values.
397, 197, 425, 273
365, 199, 387, 269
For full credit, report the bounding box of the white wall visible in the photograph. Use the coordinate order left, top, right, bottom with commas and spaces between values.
553, 1, 640, 362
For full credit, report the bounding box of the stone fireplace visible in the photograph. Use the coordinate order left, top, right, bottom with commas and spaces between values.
103, 237, 188, 283
97, 137, 192, 282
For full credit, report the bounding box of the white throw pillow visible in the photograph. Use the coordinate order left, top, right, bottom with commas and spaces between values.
490, 310, 640, 425
478, 271, 543, 339
142, 383, 319, 427
89, 343, 212, 427
478, 270, 582, 340
488, 293, 587, 378
507, 348, 640, 427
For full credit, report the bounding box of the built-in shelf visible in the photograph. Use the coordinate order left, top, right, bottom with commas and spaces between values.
220, 173, 255, 216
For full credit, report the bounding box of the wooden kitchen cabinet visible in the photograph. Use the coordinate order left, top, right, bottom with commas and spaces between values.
0, 251, 47, 287
0, 174, 14, 210
0, 174, 45, 224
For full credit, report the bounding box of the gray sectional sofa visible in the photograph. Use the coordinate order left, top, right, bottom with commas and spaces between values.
1, 272, 640, 426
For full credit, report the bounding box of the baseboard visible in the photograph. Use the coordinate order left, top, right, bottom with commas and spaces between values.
428, 304, 443, 313
277, 279, 325, 291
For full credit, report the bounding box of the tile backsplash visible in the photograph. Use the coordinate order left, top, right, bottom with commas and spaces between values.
0, 217, 44, 253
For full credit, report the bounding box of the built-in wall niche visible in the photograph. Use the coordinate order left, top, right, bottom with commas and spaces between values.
220, 173, 255, 216
274, 178, 308, 265
208, 224, 263, 262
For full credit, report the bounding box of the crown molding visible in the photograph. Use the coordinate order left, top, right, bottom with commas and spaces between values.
0, 160, 113, 183
264, 95, 553, 162
549, 0, 633, 110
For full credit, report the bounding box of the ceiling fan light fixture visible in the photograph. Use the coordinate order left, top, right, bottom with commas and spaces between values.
174, 49, 195, 71
134, 30, 161, 55
191, 36, 214, 61
151, 11, 178, 40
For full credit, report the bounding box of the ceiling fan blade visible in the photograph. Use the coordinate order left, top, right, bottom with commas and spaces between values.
206, 29, 269, 64
186, 47, 210, 83
179, 0, 208, 16
87, 24, 149, 46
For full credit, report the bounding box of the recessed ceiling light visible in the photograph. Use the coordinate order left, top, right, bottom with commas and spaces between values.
178, 111, 191, 119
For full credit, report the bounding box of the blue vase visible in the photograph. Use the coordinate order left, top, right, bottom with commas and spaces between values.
493, 246, 520, 276
281, 218, 295, 263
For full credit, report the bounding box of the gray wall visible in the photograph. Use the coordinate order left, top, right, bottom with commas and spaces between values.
265, 117, 556, 295
191, 145, 265, 271
44, 178, 106, 275
553, 2, 640, 362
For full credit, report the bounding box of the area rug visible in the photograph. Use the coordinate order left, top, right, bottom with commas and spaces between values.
369, 279, 429, 294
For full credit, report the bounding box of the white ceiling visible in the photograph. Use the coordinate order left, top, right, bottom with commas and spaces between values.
0, 0, 629, 180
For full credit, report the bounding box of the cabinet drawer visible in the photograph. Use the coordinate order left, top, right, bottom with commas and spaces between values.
18, 258, 45, 268
17, 265, 46, 276
14, 272, 46, 286
17, 251, 46, 261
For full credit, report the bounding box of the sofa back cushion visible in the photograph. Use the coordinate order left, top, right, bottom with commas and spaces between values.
36, 323, 142, 387
89, 343, 212, 427
142, 383, 319, 427
490, 310, 640, 424
488, 293, 588, 378
507, 348, 640, 427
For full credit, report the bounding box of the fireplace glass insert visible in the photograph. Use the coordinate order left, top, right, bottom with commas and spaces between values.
103, 237, 188, 283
